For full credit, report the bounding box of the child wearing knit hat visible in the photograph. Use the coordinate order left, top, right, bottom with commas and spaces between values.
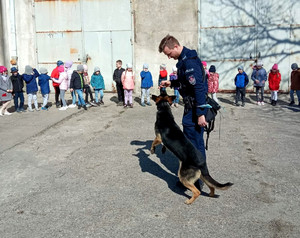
289, 63, 300, 106
268, 64, 281, 106
158, 64, 168, 94
38, 67, 51, 110
140, 63, 153, 107
234, 66, 249, 107
91, 66, 105, 105
251, 60, 267, 105
208, 65, 219, 103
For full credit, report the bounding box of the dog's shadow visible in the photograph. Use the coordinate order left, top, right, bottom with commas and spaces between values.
131, 140, 212, 199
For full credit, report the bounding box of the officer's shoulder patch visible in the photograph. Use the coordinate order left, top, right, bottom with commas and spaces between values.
188, 75, 196, 85
185, 68, 194, 73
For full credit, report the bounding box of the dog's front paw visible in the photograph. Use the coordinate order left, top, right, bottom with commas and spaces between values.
150, 147, 155, 154
184, 199, 193, 205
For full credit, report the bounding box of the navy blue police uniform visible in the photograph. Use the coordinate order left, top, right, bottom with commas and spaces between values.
170, 46, 208, 160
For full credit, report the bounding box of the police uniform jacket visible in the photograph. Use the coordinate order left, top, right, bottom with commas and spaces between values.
170, 46, 208, 126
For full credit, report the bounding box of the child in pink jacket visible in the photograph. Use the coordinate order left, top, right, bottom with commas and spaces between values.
208, 65, 219, 103
52, 65, 69, 110
121, 63, 135, 108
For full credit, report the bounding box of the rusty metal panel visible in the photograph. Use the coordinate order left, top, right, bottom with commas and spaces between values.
200, 0, 255, 28
199, 0, 256, 61
34, 0, 81, 32
82, 0, 131, 31
84, 31, 113, 90
36, 32, 83, 63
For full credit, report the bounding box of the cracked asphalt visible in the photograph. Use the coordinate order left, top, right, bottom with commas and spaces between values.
0, 92, 299, 238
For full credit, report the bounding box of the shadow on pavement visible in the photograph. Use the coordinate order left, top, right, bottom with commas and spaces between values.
131, 140, 211, 198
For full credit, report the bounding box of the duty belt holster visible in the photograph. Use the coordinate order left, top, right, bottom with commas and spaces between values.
183, 96, 194, 113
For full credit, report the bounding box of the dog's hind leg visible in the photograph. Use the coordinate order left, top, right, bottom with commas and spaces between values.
150, 133, 162, 154
181, 180, 201, 205
179, 164, 201, 205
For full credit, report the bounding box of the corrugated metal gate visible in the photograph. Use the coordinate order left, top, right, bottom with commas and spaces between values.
34, 0, 133, 91
198, 0, 300, 91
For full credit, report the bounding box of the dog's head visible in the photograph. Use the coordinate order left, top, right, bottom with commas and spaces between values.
152, 92, 176, 106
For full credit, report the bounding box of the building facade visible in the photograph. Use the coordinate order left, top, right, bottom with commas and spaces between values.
1, 0, 299, 93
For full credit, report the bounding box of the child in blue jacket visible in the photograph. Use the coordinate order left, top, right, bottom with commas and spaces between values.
91, 67, 105, 105
22, 65, 40, 111
140, 63, 153, 106
234, 66, 249, 107
38, 67, 51, 110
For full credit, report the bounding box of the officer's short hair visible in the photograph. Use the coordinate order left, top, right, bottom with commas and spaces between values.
116, 60, 122, 64
159, 35, 180, 53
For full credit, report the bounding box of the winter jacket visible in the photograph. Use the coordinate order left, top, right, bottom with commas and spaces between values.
251, 68, 267, 87
234, 72, 249, 88
113, 68, 125, 84
51, 66, 60, 87
140, 71, 153, 88
169, 73, 179, 90
52, 71, 69, 90
0, 76, 13, 101
91, 73, 105, 90
70, 71, 84, 90
38, 74, 51, 95
22, 69, 39, 94
291, 69, 300, 90
208, 72, 219, 93
10, 74, 24, 93
158, 70, 168, 86
67, 68, 73, 87
121, 70, 135, 90
83, 72, 90, 86
268, 71, 281, 91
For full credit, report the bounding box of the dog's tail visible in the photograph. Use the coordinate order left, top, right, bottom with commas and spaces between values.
201, 174, 233, 190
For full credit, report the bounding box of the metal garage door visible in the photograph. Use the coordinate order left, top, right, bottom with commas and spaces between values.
198, 0, 300, 91
34, 0, 133, 91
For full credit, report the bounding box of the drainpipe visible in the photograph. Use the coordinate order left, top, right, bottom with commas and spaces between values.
9, 0, 18, 65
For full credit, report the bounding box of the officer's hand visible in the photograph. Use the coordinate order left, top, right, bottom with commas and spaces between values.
160, 80, 171, 88
70, 89, 73, 92
198, 115, 207, 127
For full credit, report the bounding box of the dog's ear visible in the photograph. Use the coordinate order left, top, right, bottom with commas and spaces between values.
166, 95, 177, 105
152, 95, 157, 102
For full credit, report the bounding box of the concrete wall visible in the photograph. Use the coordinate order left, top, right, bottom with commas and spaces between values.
0, 0, 10, 67
0, 0, 36, 72
132, 0, 198, 94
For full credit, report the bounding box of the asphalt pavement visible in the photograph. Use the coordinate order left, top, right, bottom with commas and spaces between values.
0, 92, 299, 238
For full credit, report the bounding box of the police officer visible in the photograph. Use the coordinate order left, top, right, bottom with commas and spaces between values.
158, 34, 208, 160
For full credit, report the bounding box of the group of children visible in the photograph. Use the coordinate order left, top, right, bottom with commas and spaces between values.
1, 60, 300, 116
0, 61, 106, 116
233, 61, 300, 107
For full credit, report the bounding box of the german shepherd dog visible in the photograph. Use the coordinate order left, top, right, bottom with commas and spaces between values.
151, 93, 233, 205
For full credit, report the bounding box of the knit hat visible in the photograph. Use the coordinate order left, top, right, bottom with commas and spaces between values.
83, 64, 88, 72
39, 67, 48, 74
56, 60, 64, 66
77, 64, 84, 72
0, 66, 8, 73
172, 66, 177, 72
238, 65, 244, 71
10, 67, 18, 73
126, 63, 132, 69
64, 61, 73, 69
143, 63, 149, 69
291, 63, 298, 70
209, 65, 216, 73
272, 64, 278, 71
25, 65, 33, 75
256, 60, 263, 67
160, 63, 166, 69
202, 61, 207, 67
58, 65, 65, 73
94, 66, 100, 73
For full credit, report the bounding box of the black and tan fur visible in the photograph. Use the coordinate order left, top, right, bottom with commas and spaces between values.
151, 93, 233, 205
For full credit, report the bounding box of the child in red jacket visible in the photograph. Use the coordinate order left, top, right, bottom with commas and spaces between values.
268, 64, 281, 106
